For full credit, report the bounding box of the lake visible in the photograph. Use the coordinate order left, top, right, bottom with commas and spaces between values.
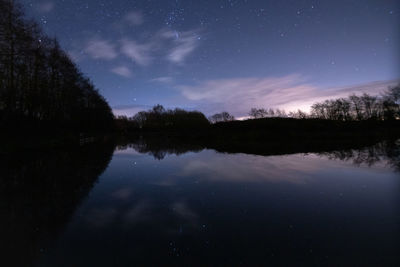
1, 138, 399, 266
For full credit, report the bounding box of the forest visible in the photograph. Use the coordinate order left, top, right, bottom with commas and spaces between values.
115, 85, 400, 133
0, 0, 114, 132
247, 86, 400, 121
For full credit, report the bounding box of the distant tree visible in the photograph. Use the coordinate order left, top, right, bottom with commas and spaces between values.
349, 94, 364, 120
209, 111, 235, 123
310, 85, 400, 122
360, 93, 379, 120
267, 108, 275, 117
152, 104, 165, 114
132, 111, 147, 128
125, 105, 209, 130
249, 108, 268, 119
311, 102, 327, 119
289, 109, 308, 119
275, 109, 287, 118
381, 84, 400, 120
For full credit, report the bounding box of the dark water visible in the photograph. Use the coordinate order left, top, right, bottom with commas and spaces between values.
0, 139, 399, 266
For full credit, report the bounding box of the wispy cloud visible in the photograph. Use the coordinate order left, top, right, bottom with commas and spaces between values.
67, 50, 83, 62
35, 1, 54, 13
124, 11, 144, 26
119, 29, 200, 66
179, 152, 322, 184
150, 76, 174, 84
120, 39, 153, 66
84, 39, 118, 60
74, 26, 201, 67
177, 76, 399, 116
111, 66, 133, 78
162, 30, 200, 64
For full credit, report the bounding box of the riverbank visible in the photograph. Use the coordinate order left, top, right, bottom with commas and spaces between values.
2, 118, 400, 155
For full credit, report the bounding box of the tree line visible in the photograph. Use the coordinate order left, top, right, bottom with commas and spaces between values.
115, 104, 209, 131
0, 0, 114, 131
247, 85, 400, 121
117, 84, 400, 132
203, 85, 399, 124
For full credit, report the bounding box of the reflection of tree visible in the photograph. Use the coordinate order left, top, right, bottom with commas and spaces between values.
117, 137, 203, 160
0, 142, 115, 267
120, 135, 400, 171
318, 140, 400, 172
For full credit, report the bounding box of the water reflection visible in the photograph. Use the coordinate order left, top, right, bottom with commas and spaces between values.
318, 139, 400, 171
118, 136, 400, 172
116, 136, 204, 160
1, 138, 399, 266
0, 143, 115, 267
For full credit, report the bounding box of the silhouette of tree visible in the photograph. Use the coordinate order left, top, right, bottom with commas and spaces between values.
116, 105, 210, 130
0, 0, 114, 131
288, 109, 307, 119
209, 111, 235, 123
310, 87, 400, 121
249, 108, 287, 119
249, 108, 268, 119
382, 84, 400, 120
248, 85, 399, 122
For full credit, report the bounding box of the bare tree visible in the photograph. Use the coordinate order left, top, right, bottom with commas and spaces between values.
209, 111, 235, 123
0, 0, 114, 130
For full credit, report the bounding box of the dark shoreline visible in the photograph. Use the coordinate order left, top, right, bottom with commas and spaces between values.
2, 118, 400, 156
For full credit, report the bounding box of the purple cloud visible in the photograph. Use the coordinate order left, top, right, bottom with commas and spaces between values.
177, 76, 399, 117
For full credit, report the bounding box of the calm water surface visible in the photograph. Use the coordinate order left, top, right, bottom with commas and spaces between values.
1, 140, 399, 266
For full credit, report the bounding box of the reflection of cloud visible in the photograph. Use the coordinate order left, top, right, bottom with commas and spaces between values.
85, 208, 117, 228
177, 77, 399, 116
113, 147, 142, 155
36, 1, 54, 13
111, 188, 133, 200
178, 152, 341, 184
84, 39, 118, 60
124, 201, 151, 225
172, 202, 198, 221
111, 66, 133, 78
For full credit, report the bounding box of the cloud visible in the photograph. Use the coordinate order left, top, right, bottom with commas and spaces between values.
36, 1, 54, 13
119, 29, 200, 66
111, 66, 133, 78
177, 76, 399, 116
84, 39, 118, 60
150, 76, 174, 83
120, 39, 153, 66
79, 28, 200, 67
67, 50, 83, 62
178, 152, 343, 184
163, 30, 199, 64
124, 11, 144, 26
112, 104, 151, 117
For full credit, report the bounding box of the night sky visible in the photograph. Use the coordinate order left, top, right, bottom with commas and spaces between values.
20, 0, 399, 118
